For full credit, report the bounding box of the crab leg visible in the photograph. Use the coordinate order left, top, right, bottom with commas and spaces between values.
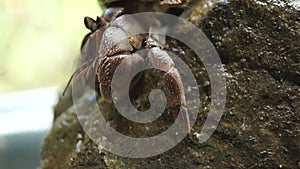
147, 47, 190, 132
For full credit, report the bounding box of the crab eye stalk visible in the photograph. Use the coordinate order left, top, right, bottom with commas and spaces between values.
84, 17, 98, 31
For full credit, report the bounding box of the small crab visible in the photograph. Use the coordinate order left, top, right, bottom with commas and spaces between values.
65, 3, 191, 132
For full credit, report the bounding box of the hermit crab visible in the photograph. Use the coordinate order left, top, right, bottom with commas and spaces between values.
65, 1, 192, 132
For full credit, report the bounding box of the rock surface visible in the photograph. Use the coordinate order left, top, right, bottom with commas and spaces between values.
40, 0, 300, 168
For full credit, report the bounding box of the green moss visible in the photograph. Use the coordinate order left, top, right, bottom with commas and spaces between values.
40, 111, 83, 169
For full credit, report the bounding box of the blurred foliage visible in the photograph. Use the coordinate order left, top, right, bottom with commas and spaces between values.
0, 0, 101, 93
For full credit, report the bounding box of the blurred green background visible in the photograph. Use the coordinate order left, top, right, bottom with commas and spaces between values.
0, 1, 102, 168
0, 0, 102, 93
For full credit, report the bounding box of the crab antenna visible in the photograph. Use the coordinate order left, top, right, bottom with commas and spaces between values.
62, 61, 90, 96
62, 74, 74, 96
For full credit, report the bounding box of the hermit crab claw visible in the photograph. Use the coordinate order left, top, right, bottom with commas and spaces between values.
99, 26, 133, 57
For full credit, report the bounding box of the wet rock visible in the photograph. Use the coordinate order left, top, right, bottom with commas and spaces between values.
199, 0, 300, 85
40, 110, 84, 169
